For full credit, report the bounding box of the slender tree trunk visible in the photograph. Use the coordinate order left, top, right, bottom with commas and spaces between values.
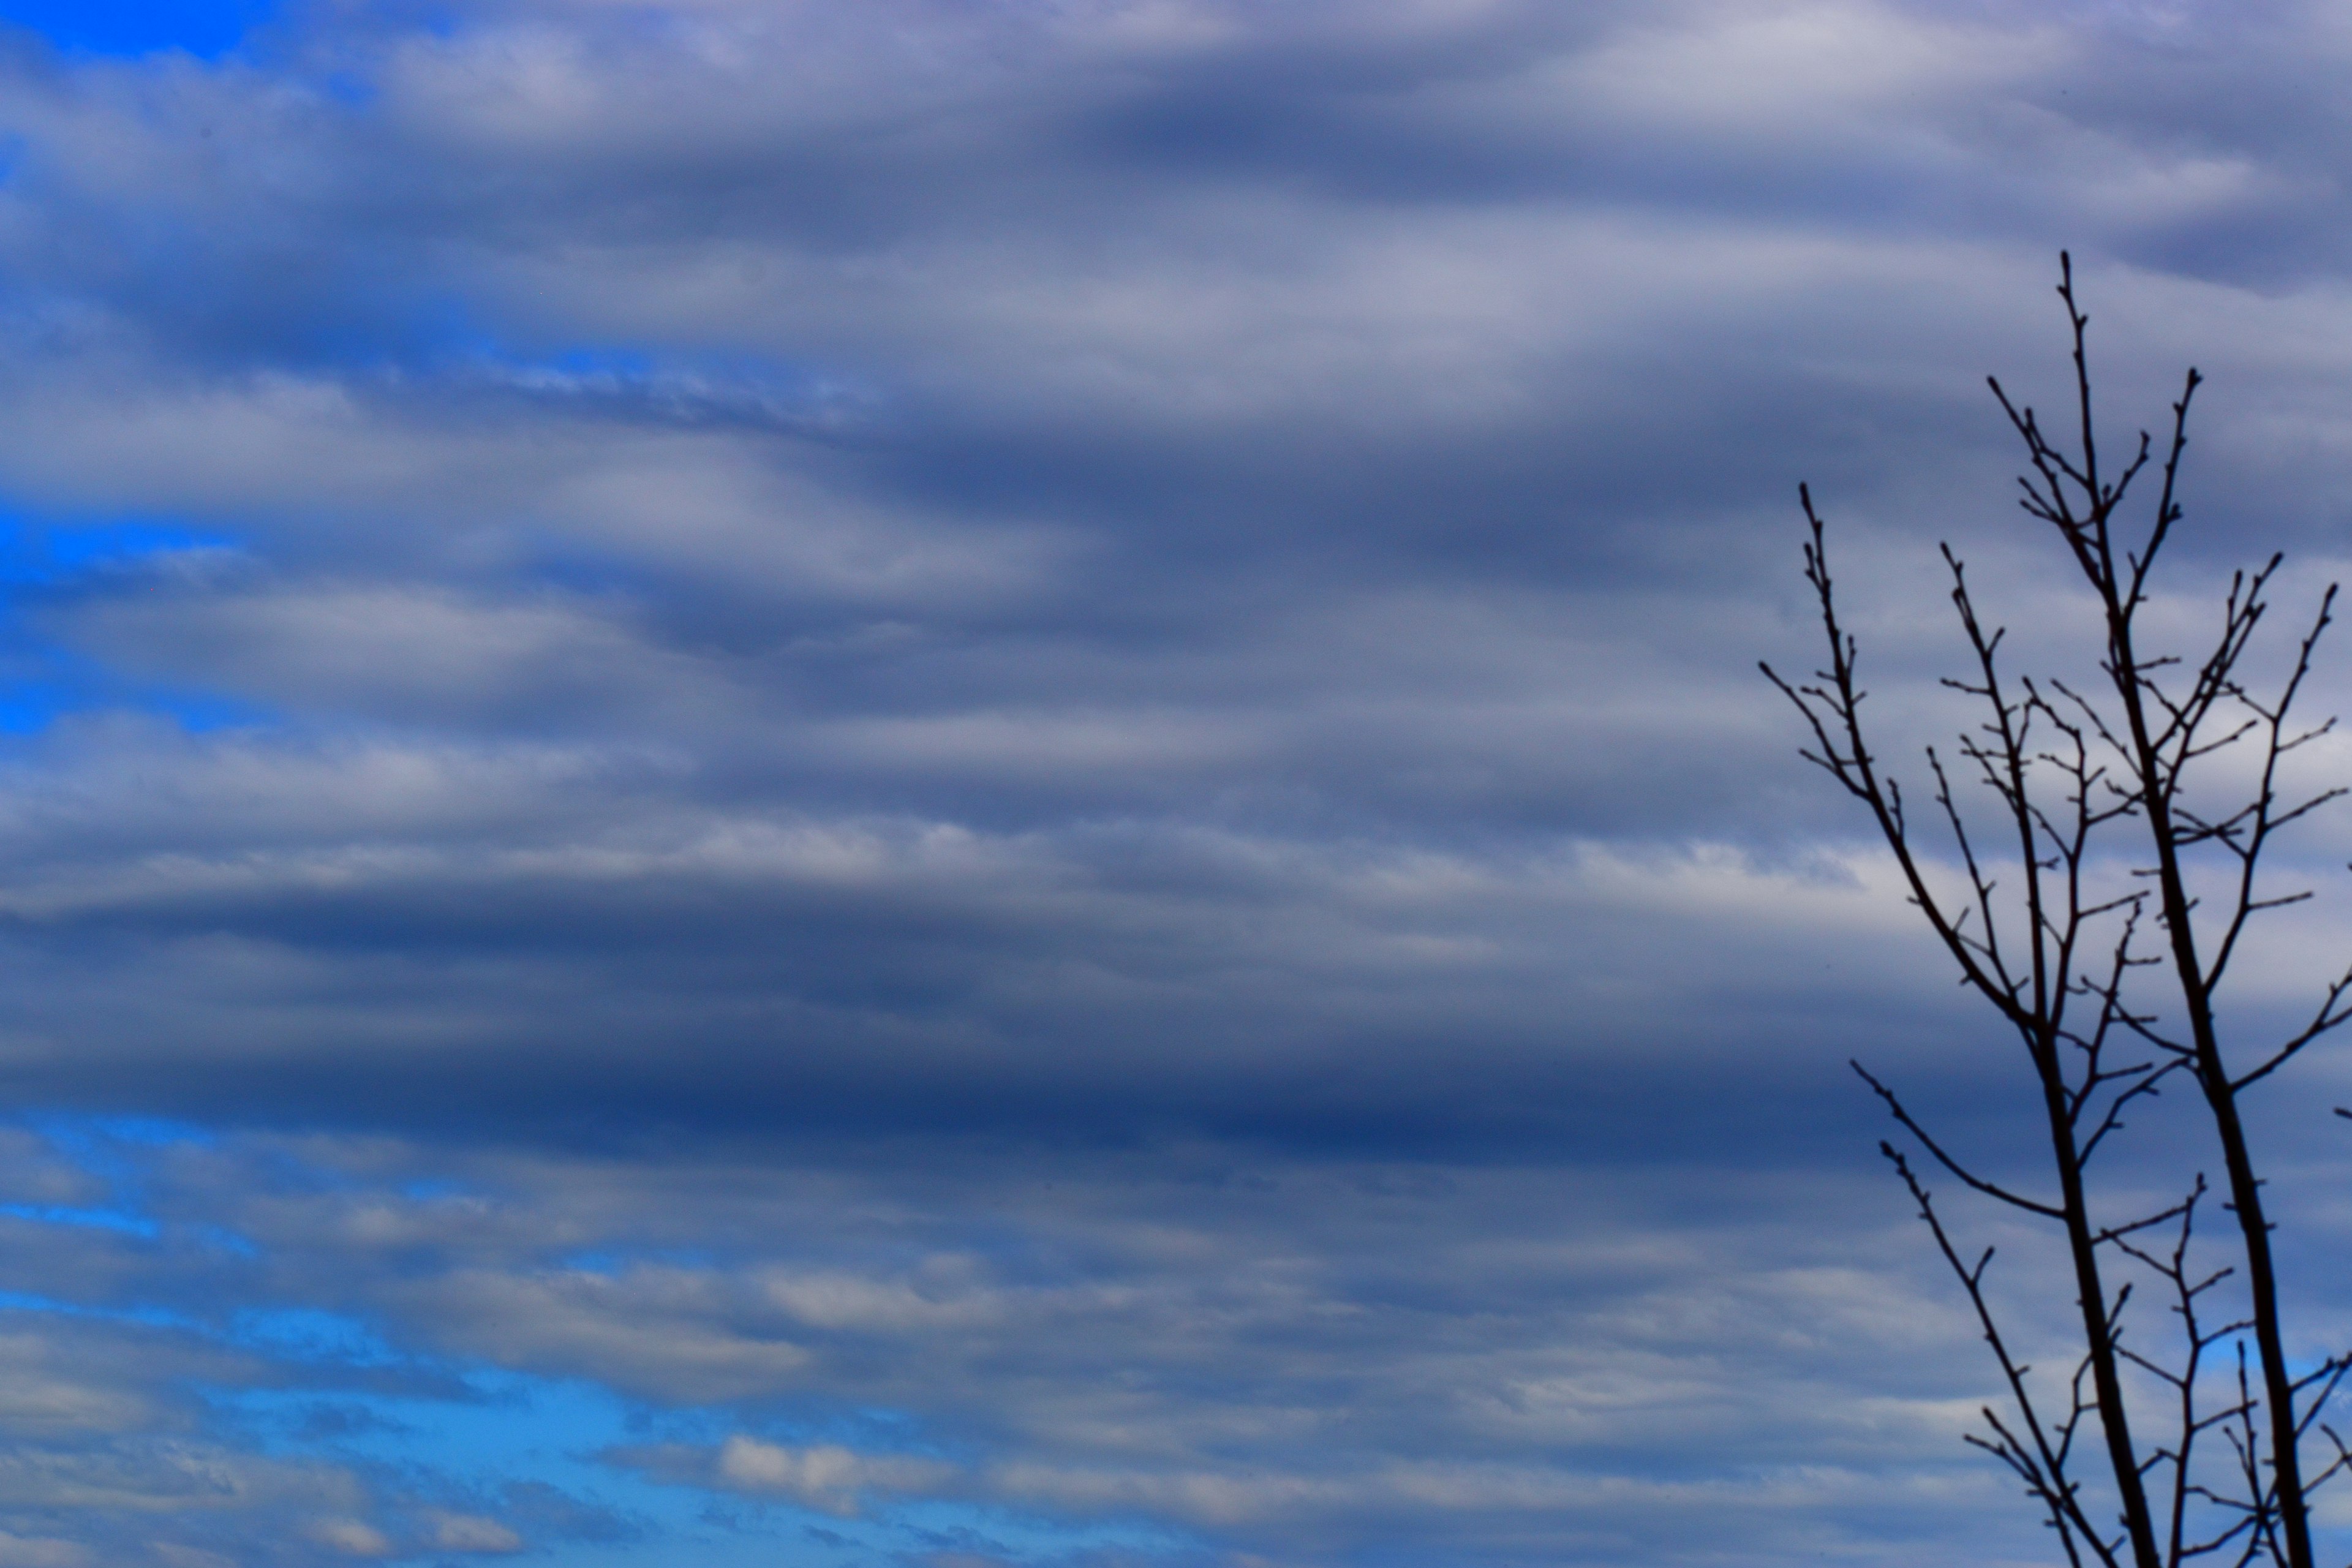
2040, 1031, 2165, 1568
2106, 612, 2315, 1568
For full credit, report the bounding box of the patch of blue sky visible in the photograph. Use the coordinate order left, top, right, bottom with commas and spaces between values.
221, 1376, 854, 1568
0, 1288, 200, 1333
0, 679, 64, 734
0, 513, 264, 736
0, 0, 274, 59
0, 648, 273, 740
0, 1129, 1174, 1564
0, 1202, 157, 1237
38, 519, 232, 572
42, 1112, 218, 1148
400, 1178, 470, 1202
228, 1307, 412, 1369
0, 1294, 445, 1381
0, 1117, 1184, 1566
220, 1371, 1196, 1567
11, 1114, 255, 1254
30, 1110, 214, 1197
557, 1246, 719, 1277
0, 515, 237, 586
24, 1116, 156, 1197
0, 660, 260, 738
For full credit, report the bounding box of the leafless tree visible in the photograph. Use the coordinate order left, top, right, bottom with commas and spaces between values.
1763, 255, 2352, 1568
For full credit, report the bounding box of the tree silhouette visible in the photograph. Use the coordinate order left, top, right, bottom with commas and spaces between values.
1765, 256, 2352, 1568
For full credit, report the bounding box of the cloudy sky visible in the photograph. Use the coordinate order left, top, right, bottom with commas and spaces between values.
0, 0, 2342, 1564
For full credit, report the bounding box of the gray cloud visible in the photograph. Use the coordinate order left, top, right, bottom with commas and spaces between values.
0, 0, 2332, 1564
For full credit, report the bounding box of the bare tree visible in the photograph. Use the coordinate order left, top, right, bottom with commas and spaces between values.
1764, 255, 2352, 1568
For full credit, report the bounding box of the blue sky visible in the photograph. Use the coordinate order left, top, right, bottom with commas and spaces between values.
0, 0, 271, 58
0, 1, 2339, 1566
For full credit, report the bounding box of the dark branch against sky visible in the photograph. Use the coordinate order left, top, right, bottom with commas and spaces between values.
0, 1, 2338, 1565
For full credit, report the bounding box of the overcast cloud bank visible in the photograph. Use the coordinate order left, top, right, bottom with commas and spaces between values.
0, 0, 2338, 1563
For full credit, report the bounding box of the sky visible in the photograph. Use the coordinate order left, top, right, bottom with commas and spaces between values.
0, 0, 2340, 1564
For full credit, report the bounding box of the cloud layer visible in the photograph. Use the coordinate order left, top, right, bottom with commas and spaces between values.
0, 0, 2338, 1563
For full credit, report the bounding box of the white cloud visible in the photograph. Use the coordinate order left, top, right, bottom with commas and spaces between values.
713, 1436, 954, 1516
424, 1512, 524, 1553
306, 1520, 391, 1558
